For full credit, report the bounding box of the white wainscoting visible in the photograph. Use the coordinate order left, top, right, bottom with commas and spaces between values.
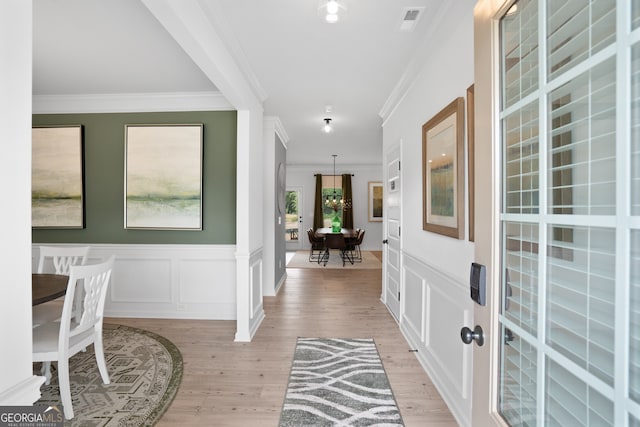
400, 253, 473, 427
33, 244, 237, 320
248, 248, 265, 338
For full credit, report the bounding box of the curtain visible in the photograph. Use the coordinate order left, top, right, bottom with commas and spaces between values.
313, 174, 324, 230
342, 174, 354, 229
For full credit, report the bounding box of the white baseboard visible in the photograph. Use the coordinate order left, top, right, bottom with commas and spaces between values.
0, 376, 46, 406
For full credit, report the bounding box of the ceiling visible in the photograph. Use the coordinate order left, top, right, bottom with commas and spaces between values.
33, 0, 449, 165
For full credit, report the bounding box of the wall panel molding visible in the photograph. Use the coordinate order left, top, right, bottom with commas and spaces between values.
33, 243, 237, 320
400, 252, 472, 427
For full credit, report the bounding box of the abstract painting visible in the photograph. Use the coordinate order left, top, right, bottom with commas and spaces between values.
368, 181, 383, 222
32, 125, 85, 228
125, 124, 203, 230
422, 98, 465, 239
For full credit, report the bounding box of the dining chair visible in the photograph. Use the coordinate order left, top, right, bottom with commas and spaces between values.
351, 229, 365, 262
323, 233, 354, 266
33, 246, 90, 327
307, 228, 326, 263
33, 255, 115, 420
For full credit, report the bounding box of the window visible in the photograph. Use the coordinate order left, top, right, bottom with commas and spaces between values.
285, 190, 299, 241
321, 175, 343, 227
498, 0, 637, 425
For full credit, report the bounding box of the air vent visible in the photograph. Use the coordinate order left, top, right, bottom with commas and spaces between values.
398, 7, 425, 32
404, 9, 420, 21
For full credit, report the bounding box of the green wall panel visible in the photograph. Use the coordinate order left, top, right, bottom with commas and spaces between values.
32, 111, 237, 244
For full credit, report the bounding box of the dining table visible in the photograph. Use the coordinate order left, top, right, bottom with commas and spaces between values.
32, 273, 69, 306
314, 227, 358, 238
314, 228, 358, 265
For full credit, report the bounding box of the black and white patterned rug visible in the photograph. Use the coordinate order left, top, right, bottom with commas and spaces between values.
35, 324, 183, 426
279, 338, 404, 426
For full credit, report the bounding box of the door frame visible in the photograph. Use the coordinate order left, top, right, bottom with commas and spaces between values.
285, 186, 303, 252
472, 0, 511, 425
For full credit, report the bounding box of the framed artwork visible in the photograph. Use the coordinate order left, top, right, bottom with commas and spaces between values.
467, 84, 475, 242
368, 181, 383, 222
32, 125, 85, 228
422, 97, 465, 239
125, 124, 203, 230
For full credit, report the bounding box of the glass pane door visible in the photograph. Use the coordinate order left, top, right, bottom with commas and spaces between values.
497, 0, 638, 425
285, 190, 300, 244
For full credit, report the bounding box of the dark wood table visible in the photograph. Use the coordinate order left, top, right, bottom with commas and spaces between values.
32, 273, 68, 306
315, 227, 357, 238
314, 228, 357, 265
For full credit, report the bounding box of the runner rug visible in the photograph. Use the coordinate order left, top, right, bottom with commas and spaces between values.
279, 338, 404, 426
34, 324, 183, 426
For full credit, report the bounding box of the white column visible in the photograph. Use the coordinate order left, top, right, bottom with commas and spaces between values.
0, 0, 46, 405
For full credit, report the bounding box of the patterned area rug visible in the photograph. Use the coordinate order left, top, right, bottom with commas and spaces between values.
287, 250, 382, 269
280, 338, 404, 426
35, 324, 183, 426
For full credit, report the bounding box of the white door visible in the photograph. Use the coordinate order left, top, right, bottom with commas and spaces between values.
285, 187, 303, 251
384, 144, 401, 321
473, 1, 638, 426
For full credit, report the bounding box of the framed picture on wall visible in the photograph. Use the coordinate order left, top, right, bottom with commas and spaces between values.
368, 181, 383, 222
125, 124, 203, 230
467, 84, 475, 242
422, 97, 465, 239
32, 125, 85, 228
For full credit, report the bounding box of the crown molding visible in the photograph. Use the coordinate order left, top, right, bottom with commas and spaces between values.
379, 1, 454, 125
286, 163, 383, 171
264, 116, 289, 150
199, 0, 268, 104
32, 91, 233, 114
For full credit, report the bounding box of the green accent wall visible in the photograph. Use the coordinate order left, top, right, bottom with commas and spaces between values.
32, 111, 237, 244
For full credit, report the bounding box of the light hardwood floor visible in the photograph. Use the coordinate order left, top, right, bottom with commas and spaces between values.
109, 252, 457, 426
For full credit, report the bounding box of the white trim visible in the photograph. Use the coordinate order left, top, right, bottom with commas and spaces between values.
400, 252, 473, 426
0, 376, 46, 406
274, 271, 287, 295
33, 243, 237, 320
264, 116, 290, 148
32, 91, 233, 114
378, 1, 454, 125
197, 0, 268, 104
234, 247, 265, 342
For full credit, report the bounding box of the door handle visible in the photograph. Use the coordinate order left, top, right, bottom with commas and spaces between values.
382, 239, 388, 244
460, 325, 484, 346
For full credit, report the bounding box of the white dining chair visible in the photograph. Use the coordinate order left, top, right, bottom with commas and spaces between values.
32, 246, 90, 327
32, 256, 115, 420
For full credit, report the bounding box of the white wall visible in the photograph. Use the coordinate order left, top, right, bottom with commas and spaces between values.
381, 1, 476, 425
382, 6, 475, 284
286, 163, 383, 250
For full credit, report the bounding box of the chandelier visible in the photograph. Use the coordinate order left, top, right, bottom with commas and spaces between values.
325, 154, 344, 211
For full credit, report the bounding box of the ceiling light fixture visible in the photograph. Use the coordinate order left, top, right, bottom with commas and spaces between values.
322, 117, 333, 134
319, 0, 346, 24
326, 0, 339, 14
